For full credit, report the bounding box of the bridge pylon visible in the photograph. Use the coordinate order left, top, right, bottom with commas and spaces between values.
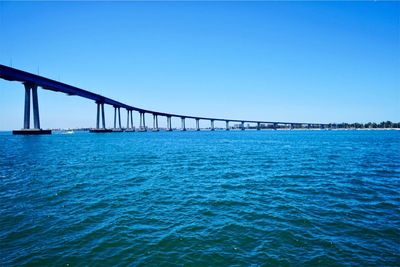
13, 83, 51, 135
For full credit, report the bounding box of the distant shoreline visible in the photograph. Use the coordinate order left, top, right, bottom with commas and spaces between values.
2, 128, 400, 132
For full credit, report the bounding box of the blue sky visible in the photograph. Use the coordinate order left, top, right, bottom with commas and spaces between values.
0, 1, 399, 130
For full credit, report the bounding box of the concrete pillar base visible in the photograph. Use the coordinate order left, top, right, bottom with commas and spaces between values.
13, 129, 52, 135
89, 129, 113, 133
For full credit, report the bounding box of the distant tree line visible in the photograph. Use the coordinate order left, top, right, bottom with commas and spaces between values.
331, 121, 400, 129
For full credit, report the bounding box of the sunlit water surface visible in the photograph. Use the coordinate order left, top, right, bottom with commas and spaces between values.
1, 130, 399, 266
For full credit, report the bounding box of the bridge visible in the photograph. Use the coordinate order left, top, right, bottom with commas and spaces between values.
0, 64, 332, 134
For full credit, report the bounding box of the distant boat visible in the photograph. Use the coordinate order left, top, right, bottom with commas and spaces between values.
65, 130, 74, 134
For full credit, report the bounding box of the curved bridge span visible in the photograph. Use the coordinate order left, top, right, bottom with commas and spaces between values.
0, 64, 331, 134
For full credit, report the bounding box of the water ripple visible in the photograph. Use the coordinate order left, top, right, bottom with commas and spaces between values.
0, 130, 399, 265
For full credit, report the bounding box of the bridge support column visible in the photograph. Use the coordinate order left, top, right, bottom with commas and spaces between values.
257, 122, 261, 130
156, 115, 158, 131
139, 112, 146, 131
241, 121, 245, 130
130, 111, 134, 130
225, 121, 229, 131
96, 103, 100, 129
89, 102, 112, 133
153, 114, 159, 131
32, 85, 40, 129
13, 83, 51, 135
167, 116, 172, 131
139, 112, 143, 130
113, 107, 117, 129
126, 109, 129, 129
181, 117, 186, 131
125, 110, 134, 131
101, 103, 106, 129
23, 84, 31, 129
210, 120, 215, 131
196, 119, 200, 131
118, 108, 122, 129
156, 115, 159, 131
112, 107, 122, 131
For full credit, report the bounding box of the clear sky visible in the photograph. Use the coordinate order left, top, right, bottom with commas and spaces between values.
0, 1, 399, 130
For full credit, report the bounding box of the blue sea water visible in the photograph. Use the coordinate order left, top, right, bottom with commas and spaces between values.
0, 130, 399, 266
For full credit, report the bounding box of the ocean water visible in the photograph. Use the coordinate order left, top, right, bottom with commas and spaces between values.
0, 130, 399, 266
